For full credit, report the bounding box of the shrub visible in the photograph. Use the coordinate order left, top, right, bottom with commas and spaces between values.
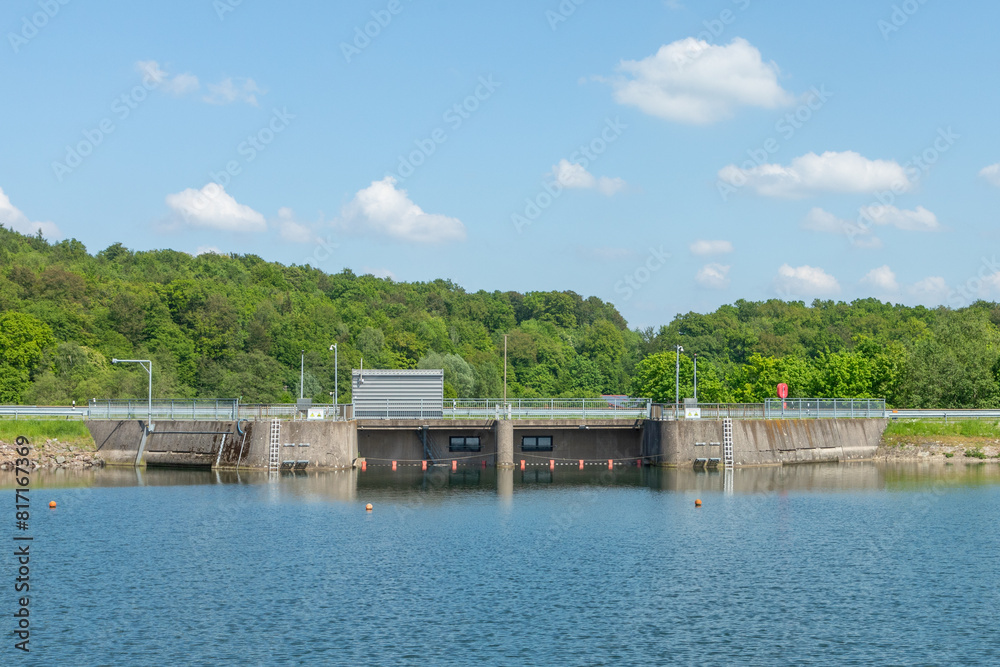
965, 447, 987, 459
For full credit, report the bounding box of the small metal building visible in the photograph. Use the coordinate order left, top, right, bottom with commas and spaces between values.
351, 369, 444, 419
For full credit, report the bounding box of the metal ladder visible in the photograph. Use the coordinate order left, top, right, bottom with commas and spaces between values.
723, 418, 734, 469
268, 419, 281, 472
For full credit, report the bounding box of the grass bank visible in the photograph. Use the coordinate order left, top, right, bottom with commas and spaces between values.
884, 419, 1000, 439
0, 419, 95, 448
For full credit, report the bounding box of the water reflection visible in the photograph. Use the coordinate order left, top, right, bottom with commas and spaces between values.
6, 460, 1000, 497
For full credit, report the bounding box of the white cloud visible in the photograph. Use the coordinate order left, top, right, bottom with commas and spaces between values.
609, 38, 795, 124
909, 276, 950, 304
690, 239, 733, 256
0, 186, 62, 239
551, 159, 626, 196
860, 265, 899, 293
801, 207, 881, 247
979, 163, 1000, 187
165, 184, 267, 232
340, 176, 465, 244
204, 77, 262, 106
696, 263, 731, 289
719, 151, 912, 198
134, 61, 260, 104
276, 207, 316, 244
135, 60, 200, 96
193, 246, 222, 256
773, 264, 840, 297
860, 204, 940, 231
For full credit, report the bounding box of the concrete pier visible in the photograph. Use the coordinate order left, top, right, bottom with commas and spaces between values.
496, 420, 514, 468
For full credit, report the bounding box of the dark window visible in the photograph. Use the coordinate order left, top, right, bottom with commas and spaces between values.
449, 436, 481, 452
521, 435, 553, 451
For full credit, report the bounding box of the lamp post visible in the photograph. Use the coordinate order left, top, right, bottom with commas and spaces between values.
328, 343, 338, 414
112, 359, 152, 426
675, 345, 683, 415
693, 352, 698, 404
300, 350, 305, 400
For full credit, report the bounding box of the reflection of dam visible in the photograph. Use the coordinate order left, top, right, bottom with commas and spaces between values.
15, 462, 1000, 499
86, 416, 888, 471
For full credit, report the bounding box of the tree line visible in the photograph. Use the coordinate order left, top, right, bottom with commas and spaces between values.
2, 226, 999, 408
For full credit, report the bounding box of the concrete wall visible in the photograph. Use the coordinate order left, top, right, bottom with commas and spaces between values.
88, 419, 357, 470
357, 420, 496, 466
643, 418, 888, 467
222, 420, 357, 471
512, 421, 642, 463
88, 420, 146, 466
89, 417, 887, 470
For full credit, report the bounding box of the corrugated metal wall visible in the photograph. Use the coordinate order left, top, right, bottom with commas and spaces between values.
352, 369, 444, 418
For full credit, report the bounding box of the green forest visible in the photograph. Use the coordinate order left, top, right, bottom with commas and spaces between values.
2, 225, 1000, 408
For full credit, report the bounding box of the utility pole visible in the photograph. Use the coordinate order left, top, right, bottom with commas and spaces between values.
503, 334, 508, 403
693, 352, 698, 404
675, 345, 683, 414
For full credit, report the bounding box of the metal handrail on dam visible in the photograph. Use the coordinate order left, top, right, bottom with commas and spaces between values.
6, 397, 1000, 421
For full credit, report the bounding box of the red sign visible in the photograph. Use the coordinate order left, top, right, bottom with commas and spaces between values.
776, 383, 789, 399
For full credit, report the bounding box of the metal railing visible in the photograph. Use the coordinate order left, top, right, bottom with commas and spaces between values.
764, 398, 886, 419
11, 397, 1000, 422
87, 399, 240, 420
657, 403, 767, 420
356, 397, 652, 420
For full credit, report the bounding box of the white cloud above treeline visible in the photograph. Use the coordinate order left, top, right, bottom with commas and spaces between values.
608, 38, 795, 124
339, 176, 466, 244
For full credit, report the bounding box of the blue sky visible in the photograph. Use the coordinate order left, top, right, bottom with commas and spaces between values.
2, 0, 999, 328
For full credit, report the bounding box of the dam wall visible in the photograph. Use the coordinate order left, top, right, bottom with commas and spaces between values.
642, 418, 888, 467
88, 417, 888, 470
87, 419, 357, 470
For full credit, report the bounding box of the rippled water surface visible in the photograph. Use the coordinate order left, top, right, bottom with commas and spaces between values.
6, 462, 1000, 665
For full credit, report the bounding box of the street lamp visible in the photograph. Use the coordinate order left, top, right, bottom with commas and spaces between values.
112, 359, 152, 426
300, 349, 305, 400
693, 352, 698, 404
675, 345, 683, 414
328, 344, 338, 413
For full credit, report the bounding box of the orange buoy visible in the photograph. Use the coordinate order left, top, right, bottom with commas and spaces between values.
695, 499, 702, 507
361, 460, 367, 472
451, 460, 457, 471
365, 503, 373, 512
608, 459, 613, 470
520, 460, 525, 471
392, 460, 397, 471
49, 501, 57, 509
422, 460, 427, 471
579, 459, 584, 470
549, 459, 555, 470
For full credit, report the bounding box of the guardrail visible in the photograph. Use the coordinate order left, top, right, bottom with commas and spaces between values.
5, 399, 1000, 422
356, 398, 652, 420
764, 398, 886, 419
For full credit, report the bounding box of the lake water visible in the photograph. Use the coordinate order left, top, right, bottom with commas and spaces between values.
6, 462, 1000, 665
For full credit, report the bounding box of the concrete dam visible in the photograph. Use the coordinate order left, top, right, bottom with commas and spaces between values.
86, 416, 889, 471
